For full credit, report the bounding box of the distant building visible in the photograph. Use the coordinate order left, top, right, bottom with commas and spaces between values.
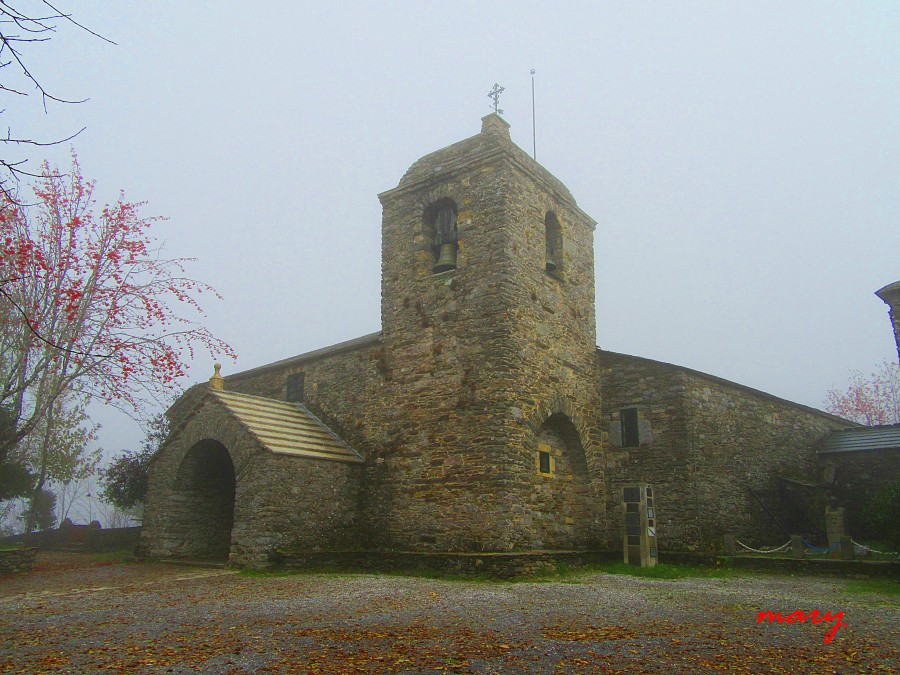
876, 280, 900, 364
142, 115, 849, 565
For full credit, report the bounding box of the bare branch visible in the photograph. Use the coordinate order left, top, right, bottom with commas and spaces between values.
0, 2, 111, 195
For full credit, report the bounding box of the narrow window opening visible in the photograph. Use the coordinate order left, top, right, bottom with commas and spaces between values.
545, 211, 563, 277
286, 372, 305, 403
621, 408, 640, 448
538, 450, 551, 474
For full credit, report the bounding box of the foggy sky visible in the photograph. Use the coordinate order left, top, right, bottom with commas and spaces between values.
9, 1, 898, 456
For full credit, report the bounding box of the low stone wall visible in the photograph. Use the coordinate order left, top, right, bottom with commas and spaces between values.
0, 526, 141, 552
726, 556, 899, 578
0, 547, 37, 574
272, 550, 618, 579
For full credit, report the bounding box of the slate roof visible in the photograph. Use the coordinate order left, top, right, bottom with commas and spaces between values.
211, 390, 364, 463
818, 423, 900, 454
226, 332, 381, 382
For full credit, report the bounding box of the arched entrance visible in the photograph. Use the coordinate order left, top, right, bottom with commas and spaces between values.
168, 440, 236, 561
532, 412, 593, 548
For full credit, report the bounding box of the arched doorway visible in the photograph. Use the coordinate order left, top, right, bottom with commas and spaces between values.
168, 440, 236, 561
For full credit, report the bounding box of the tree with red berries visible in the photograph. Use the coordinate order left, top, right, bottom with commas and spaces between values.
0, 154, 235, 475
824, 360, 900, 426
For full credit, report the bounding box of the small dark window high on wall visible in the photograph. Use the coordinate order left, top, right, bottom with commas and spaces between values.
425, 199, 458, 273
545, 211, 562, 277
621, 408, 640, 448
286, 372, 305, 403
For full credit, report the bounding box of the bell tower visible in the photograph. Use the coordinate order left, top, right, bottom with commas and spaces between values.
372, 114, 603, 552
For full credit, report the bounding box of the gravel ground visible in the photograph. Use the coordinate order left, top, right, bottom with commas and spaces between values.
0, 553, 897, 674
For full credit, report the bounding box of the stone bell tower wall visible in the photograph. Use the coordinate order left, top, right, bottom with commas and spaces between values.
368, 115, 605, 551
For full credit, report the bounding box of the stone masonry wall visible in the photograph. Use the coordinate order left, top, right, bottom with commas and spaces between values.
143, 395, 362, 565
598, 350, 848, 551
370, 115, 604, 552
0, 548, 37, 574
685, 374, 847, 549
503, 155, 604, 549
224, 336, 383, 459
598, 350, 695, 549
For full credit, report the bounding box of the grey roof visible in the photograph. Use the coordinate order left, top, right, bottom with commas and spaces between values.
380, 114, 594, 227
211, 390, 364, 463
818, 424, 900, 454
875, 280, 900, 302
227, 332, 381, 381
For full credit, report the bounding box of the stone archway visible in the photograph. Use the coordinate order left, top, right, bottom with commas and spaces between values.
167, 439, 236, 561
533, 412, 594, 548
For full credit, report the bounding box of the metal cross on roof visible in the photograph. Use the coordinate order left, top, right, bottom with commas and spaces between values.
488, 83, 505, 115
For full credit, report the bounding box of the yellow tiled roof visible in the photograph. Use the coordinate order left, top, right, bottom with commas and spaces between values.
211, 390, 363, 463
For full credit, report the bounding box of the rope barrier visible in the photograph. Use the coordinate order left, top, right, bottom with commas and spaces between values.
734, 539, 791, 554
734, 538, 899, 557
850, 539, 899, 557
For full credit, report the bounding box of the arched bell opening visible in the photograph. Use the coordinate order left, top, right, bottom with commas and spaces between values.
544, 211, 563, 277
424, 198, 458, 273
168, 440, 236, 561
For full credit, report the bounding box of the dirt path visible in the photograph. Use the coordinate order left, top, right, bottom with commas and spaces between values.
0, 553, 896, 673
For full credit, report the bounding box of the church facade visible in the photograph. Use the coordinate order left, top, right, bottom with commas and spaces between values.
141, 115, 848, 566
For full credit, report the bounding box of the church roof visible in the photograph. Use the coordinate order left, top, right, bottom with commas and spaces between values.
819, 423, 900, 454
211, 390, 364, 463
381, 114, 593, 227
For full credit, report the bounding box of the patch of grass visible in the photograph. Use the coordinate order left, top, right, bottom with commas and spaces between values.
591, 561, 735, 580
0, 543, 24, 550
845, 578, 900, 596
79, 550, 139, 564
239, 561, 742, 584
239, 567, 306, 578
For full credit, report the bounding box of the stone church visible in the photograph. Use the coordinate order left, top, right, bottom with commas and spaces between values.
141, 114, 850, 566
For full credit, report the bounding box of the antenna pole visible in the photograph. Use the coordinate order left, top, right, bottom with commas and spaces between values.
530, 69, 537, 160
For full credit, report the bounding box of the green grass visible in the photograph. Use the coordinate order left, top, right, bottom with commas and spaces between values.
239, 560, 742, 583
845, 578, 900, 596
589, 561, 736, 580
85, 550, 139, 563
239, 567, 307, 578
0, 543, 24, 550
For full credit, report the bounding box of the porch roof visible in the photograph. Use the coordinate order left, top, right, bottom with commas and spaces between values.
211, 390, 364, 463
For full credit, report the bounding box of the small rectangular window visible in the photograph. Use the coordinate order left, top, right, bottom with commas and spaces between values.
538, 450, 551, 474
621, 408, 639, 448
286, 372, 305, 403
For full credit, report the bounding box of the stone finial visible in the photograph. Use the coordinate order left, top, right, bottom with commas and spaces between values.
209, 362, 225, 390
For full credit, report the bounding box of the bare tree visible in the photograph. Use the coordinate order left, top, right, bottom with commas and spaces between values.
0, 2, 114, 199
54, 474, 92, 525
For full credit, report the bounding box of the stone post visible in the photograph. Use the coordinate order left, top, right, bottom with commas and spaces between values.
723, 534, 736, 555
791, 534, 804, 559
825, 506, 853, 560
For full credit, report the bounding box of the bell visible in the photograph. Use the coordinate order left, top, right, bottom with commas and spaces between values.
433, 243, 456, 273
